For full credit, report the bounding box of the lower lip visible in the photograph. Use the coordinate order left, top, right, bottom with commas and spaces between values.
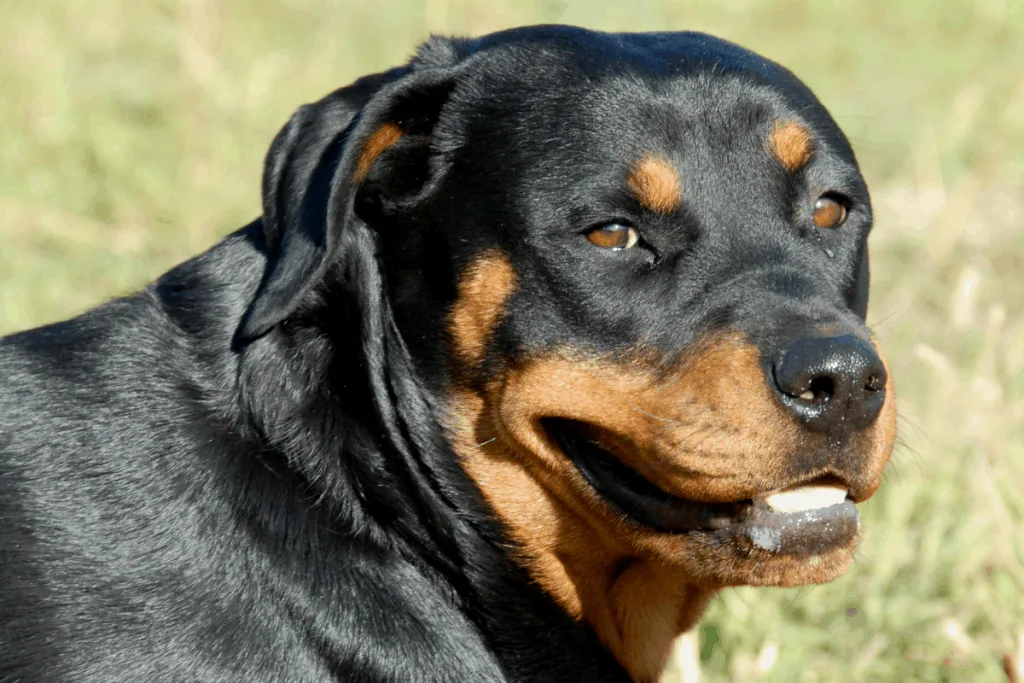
735, 499, 860, 554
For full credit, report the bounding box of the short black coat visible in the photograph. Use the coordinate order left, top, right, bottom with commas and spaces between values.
0, 26, 880, 682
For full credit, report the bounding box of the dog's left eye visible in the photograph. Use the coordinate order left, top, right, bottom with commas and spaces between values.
586, 224, 640, 250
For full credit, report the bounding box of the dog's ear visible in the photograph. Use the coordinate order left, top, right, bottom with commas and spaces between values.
236, 60, 460, 343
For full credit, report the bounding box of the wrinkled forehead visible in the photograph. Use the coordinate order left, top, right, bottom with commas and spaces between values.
524, 76, 806, 172
446, 58, 858, 210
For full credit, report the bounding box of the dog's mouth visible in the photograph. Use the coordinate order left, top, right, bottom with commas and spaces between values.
544, 418, 860, 555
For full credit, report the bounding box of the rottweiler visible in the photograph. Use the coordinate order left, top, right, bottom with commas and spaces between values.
0, 25, 896, 683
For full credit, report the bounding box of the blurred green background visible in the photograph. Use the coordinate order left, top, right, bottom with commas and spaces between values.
2, 1, 1022, 681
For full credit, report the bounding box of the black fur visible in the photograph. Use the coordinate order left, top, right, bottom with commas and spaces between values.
1, 26, 875, 682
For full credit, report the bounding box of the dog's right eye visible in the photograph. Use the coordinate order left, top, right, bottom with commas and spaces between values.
812, 195, 848, 229
586, 224, 640, 250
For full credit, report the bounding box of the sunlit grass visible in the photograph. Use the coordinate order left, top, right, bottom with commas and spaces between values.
2, 1, 1022, 680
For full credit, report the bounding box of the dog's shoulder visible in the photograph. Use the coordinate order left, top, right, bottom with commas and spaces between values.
0, 218, 510, 682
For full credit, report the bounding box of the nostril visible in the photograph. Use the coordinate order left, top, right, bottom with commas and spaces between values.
803, 376, 834, 402
865, 373, 883, 392
772, 366, 834, 403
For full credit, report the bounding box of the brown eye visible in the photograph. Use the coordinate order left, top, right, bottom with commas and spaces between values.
586, 224, 640, 250
813, 196, 848, 229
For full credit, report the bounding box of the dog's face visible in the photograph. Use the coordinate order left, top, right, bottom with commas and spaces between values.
373, 29, 894, 577
247, 26, 897, 680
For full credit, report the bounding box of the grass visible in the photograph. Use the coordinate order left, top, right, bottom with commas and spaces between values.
2, 1, 1022, 680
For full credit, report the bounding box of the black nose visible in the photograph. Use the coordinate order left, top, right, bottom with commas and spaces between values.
771, 335, 887, 433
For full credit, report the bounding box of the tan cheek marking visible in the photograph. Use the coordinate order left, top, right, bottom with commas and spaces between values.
446, 388, 588, 616
353, 122, 404, 183
769, 120, 814, 171
497, 336, 806, 502
447, 251, 518, 368
627, 155, 682, 214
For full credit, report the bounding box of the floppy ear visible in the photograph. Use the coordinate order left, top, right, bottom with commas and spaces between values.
236, 63, 460, 343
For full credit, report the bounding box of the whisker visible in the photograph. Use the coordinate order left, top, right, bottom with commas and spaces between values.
619, 397, 686, 425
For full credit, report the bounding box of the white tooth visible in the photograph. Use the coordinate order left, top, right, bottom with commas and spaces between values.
763, 485, 848, 513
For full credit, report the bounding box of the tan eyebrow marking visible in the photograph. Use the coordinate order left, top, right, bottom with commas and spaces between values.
626, 155, 682, 214
353, 122, 404, 182
769, 120, 814, 171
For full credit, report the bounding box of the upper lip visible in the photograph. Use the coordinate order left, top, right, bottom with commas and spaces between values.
545, 418, 853, 534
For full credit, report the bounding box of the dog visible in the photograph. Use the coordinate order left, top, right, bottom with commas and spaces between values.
0, 25, 896, 683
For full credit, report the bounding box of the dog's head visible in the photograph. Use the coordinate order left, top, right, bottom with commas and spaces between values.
240, 26, 896, 680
